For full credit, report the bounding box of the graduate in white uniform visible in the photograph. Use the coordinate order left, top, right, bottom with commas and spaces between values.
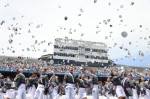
30, 72, 38, 99
121, 73, 133, 99
110, 71, 126, 99
77, 74, 88, 99
98, 81, 103, 96
14, 68, 26, 99
139, 77, 149, 99
104, 78, 114, 99
48, 71, 59, 99
89, 68, 99, 99
34, 68, 49, 99
26, 72, 38, 99
0, 73, 4, 99
130, 76, 138, 99
147, 80, 150, 99
5, 76, 16, 99
26, 74, 33, 98
84, 76, 91, 96
63, 66, 77, 99
145, 80, 150, 99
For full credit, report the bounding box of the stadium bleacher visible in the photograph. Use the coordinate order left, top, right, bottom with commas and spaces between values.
0, 55, 150, 79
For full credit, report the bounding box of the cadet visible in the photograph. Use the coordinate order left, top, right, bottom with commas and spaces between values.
48, 71, 59, 99
110, 71, 126, 99
146, 79, 150, 98
103, 81, 109, 97
105, 78, 114, 99
135, 79, 141, 98
121, 73, 133, 99
90, 68, 99, 99
27, 72, 38, 99
99, 81, 103, 96
34, 68, 49, 99
0, 73, 4, 99
14, 68, 26, 99
129, 74, 138, 99
84, 76, 91, 96
5, 76, 16, 99
77, 74, 87, 99
26, 74, 33, 97
63, 66, 76, 99
31, 72, 38, 98
139, 77, 148, 99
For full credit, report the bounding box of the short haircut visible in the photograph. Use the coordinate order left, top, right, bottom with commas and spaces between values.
124, 72, 128, 77
43, 68, 47, 71
32, 72, 38, 75
69, 66, 73, 69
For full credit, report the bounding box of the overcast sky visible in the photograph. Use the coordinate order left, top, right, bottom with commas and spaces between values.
0, 0, 150, 67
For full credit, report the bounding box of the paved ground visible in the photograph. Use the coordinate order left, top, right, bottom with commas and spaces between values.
60, 95, 118, 99
4, 93, 118, 99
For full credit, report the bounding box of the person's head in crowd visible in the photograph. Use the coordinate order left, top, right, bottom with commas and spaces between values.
32, 72, 38, 77
147, 79, 150, 84
90, 68, 93, 73
85, 76, 88, 79
17, 68, 23, 73
136, 79, 139, 84
128, 73, 133, 79
107, 77, 111, 82
91, 68, 96, 74
99, 81, 102, 85
49, 71, 55, 77
145, 80, 149, 84
69, 66, 73, 73
113, 72, 118, 76
42, 68, 47, 74
6, 76, 11, 81
124, 72, 128, 77
0, 73, 3, 78
105, 81, 108, 84
141, 77, 145, 82
81, 74, 85, 79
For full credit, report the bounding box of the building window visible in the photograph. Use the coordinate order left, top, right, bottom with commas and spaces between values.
54, 45, 59, 48
85, 55, 89, 58
85, 48, 90, 51
64, 46, 78, 50
91, 49, 99, 52
54, 52, 76, 57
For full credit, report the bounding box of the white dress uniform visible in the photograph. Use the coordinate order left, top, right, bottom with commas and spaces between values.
63, 72, 76, 99
111, 75, 126, 98
5, 80, 16, 99
26, 77, 32, 98
48, 75, 59, 99
0, 78, 4, 99
78, 88, 86, 99
104, 82, 114, 99
90, 74, 99, 99
147, 83, 150, 99
34, 73, 49, 99
15, 73, 26, 99
139, 81, 150, 99
115, 85, 126, 97
77, 78, 89, 99
27, 76, 38, 99
121, 77, 133, 99
0, 88, 4, 99
31, 85, 36, 99
129, 79, 138, 99
145, 89, 150, 99
132, 88, 138, 99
